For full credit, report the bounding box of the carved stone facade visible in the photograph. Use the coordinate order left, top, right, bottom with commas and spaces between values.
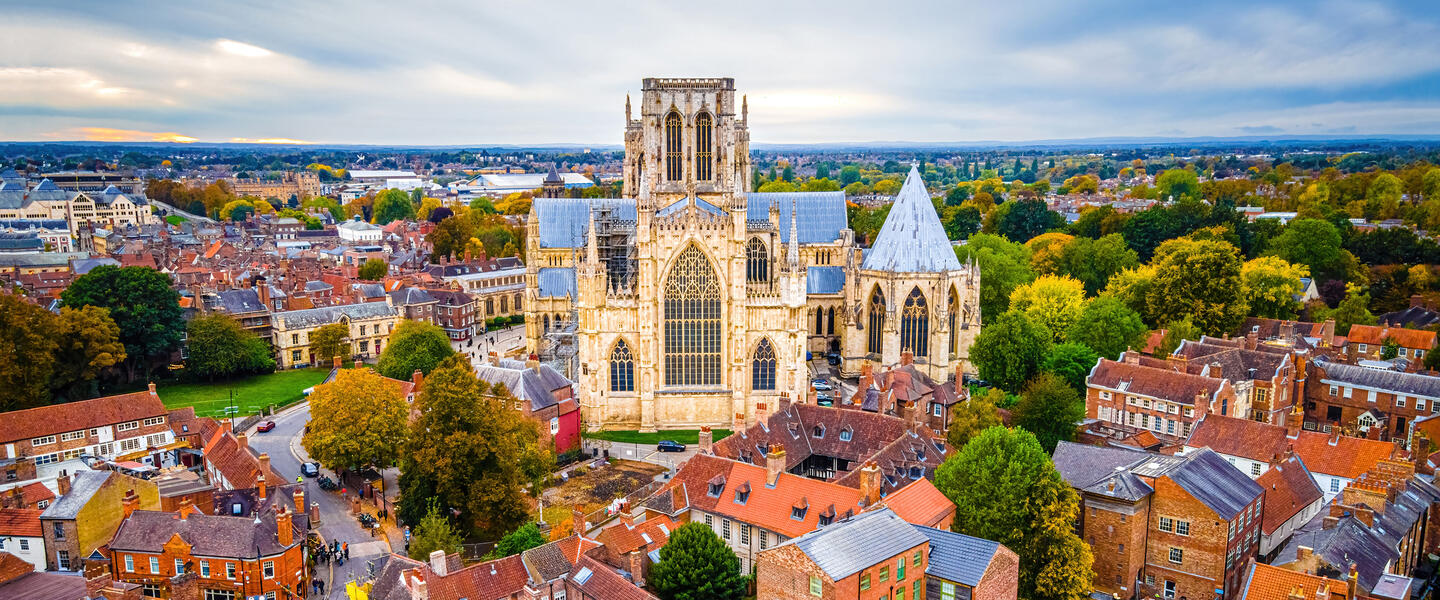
526, 77, 980, 431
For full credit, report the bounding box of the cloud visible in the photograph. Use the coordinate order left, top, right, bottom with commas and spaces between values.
214, 39, 273, 58
45, 127, 196, 143
227, 137, 314, 144
1237, 125, 1285, 134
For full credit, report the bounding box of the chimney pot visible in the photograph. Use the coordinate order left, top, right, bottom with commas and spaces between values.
57, 472, 71, 497
859, 461, 882, 506
147, 382, 157, 395
236, 432, 248, 451
766, 444, 787, 487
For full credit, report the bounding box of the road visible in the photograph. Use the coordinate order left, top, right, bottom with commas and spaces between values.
248, 403, 390, 598
453, 325, 526, 368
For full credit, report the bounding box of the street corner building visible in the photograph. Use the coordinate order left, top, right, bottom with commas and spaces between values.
524, 77, 982, 431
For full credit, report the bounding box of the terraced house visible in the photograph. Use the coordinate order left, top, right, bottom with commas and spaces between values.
1302, 357, 1440, 446
1085, 352, 1238, 446
0, 385, 175, 491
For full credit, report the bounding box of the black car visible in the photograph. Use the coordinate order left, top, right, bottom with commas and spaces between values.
657, 440, 687, 452
825, 352, 842, 366
301, 462, 320, 477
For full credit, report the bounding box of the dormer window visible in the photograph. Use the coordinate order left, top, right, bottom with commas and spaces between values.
839, 427, 853, 442
792, 497, 809, 521
707, 475, 726, 498
818, 505, 836, 527
813, 424, 825, 439
909, 467, 923, 479
734, 482, 751, 505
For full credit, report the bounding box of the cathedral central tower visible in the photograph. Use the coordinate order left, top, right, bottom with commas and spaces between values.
622, 77, 751, 205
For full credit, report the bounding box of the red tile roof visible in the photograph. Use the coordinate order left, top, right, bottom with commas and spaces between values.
1256, 457, 1324, 535
655, 453, 866, 539
0, 388, 167, 444
1186, 414, 1290, 463
1088, 356, 1229, 405
873, 478, 953, 529
16, 482, 54, 508
1289, 431, 1395, 479
202, 429, 278, 490
1241, 562, 1351, 600
1347, 325, 1437, 350
0, 508, 43, 537
569, 555, 658, 600
594, 515, 677, 555
426, 554, 528, 600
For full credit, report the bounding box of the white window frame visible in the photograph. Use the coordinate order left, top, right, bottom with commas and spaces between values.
143, 416, 165, 427
1168, 547, 1183, 563
117, 421, 139, 432
263, 560, 274, 579
60, 431, 85, 442
124, 555, 134, 572
150, 556, 159, 574
31, 435, 55, 447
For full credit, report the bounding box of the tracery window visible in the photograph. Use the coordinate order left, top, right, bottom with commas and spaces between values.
815, 309, 824, 334
901, 287, 929, 358
948, 288, 959, 358
665, 111, 683, 181
867, 287, 885, 355
695, 112, 713, 181
746, 238, 769, 284
752, 339, 776, 390
610, 339, 635, 392
664, 245, 722, 386
827, 307, 835, 335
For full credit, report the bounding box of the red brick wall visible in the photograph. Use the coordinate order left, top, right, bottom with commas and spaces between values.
757, 542, 927, 600
1081, 498, 1148, 597
7, 418, 170, 461
113, 544, 306, 599
1139, 477, 1261, 600
974, 544, 1020, 600
1303, 365, 1433, 442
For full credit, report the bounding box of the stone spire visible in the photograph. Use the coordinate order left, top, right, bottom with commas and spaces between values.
625, 94, 632, 122
742, 95, 748, 123
585, 206, 599, 266
787, 203, 799, 269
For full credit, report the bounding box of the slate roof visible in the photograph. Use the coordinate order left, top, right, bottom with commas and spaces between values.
1051, 441, 1148, 489
473, 360, 574, 412
745, 191, 847, 244
1277, 515, 1397, 592
1172, 340, 1287, 382
1379, 305, 1440, 329
1082, 468, 1154, 502
214, 288, 265, 314
27, 180, 67, 203
109, 509, 295, 558
1137, 449, 1263, 520
1255, 457, 1323, 535
275, 301, 395, 329
41, 470, 113, 520
362, 553, 426, 600
1185, 414, 1290, 463
919, 525, 1005, 587
537, 267, 577, 299
0, 388, 166, 445
389, 287, 436, 306
783, 508, 927, 581
1313, 357, 1440, 398
0, 568, 88, 600
861, 167, 962, 273
806, 266, 846, 294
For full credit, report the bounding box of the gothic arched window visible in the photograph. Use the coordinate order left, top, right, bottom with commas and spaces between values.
901, 287, 929, 358
752, 338, 776, 390
610, 339, 635, 392
948, 287, 960, 358
665, 111, 683, 181
867, 287, 885, 355
826, 307, 836, 335
695, 112, 713, 181
815, 309, 824, 334
664, 245, 722, 386
746, 238, 769, 284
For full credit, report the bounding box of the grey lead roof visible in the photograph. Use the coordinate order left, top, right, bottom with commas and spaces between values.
785, 508, 927, 581
538, 267, 577, 299
918, 525, 1002, 587
41, 470, 110, 520
806, 266, 845, 295
534, 198, 636, 248
1315, 357, 1440, 398
745, 192, 847, 244
276, 301, 396, 329
1051, 441, 1147, 489
861, 167, 962, 273
533, 192, 847, 248
1139, 448, 1263, 520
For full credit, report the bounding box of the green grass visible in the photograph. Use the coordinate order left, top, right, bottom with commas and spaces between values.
164, 214, 187, 226
156, 367, 334, 418
584, 429, 733, 445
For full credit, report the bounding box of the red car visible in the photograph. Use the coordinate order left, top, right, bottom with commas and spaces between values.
256, 421, 276, 433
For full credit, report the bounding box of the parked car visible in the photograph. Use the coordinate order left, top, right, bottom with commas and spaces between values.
657, 440, 687, 452
256, 421, 276, 433
812, 379, 832, 391
825, 352, 842, 366
301, 462, 320, 478
816, 392, 834, 404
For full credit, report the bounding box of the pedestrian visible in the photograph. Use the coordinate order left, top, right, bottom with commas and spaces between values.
344, 542, 350, 560
318, 579, 325, 595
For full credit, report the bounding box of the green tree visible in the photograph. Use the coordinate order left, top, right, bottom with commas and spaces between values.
1314, 285, 1377, 336
376, 320, 455, 380
50, 306, 126, 402
485, 522, 547, 559
1101, 265, 1156, 326
1241, 257, 1309, 320
407, 499, 463, 561
1381, 338, 1401, 360
946, 388, 1005, 448
942, 205, 983, 240
309, 323, 350, 365
756, 180, 796, 193
1155, 168, 1201, 201
1422, 167, 1440, 201
61, 266, 184, 382
1366, 173, 1403, 219
934, 427, 1094, 600
650, 522, 749, 600
971, 310, 1051, 393
185, 315, 275, 380
0, 294, 60, 411
1155, 318, 1203, 357
1041, 343, 1099, 394
997, 198, 1065, 242
1147, 239, 1247, 336
800, 178, 840, 192
303, 368, 409, 470
781, 165, 795, 182
1067, 297, 1148, 360
1266, 219, 1346, 283
1009, 275, 1087, 343
839, 165, 861, 186
1056, 234, 1140, 295
945, 185, 971, 206
372, 188, 417, 224
399, 356, 547, 538
1013, 373, 1085, 453
954, 234, 1035, 320
358, 258, 388, 281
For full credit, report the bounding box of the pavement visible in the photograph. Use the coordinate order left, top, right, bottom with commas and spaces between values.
452, 325, 526, 368
246, 401, 394, 598
587, 440, 696, 474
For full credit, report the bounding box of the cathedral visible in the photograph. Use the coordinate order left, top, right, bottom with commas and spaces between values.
525, 77, 981, 431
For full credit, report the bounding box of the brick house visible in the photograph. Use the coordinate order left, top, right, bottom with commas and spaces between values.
108, 500, 307, 600
474, 358, 581, 455
1302, 358, 1440, 446
1288, 430, 1397, 501
1344, 325, 1436, 369
1172, 338, 1300, 426
1239, 562, 1360, 600
1255, 456, 1324, 560
389, 286, 438, 324
427, 288, 477, 341
855, 361, 967, 437
590, 512, 678, 587
0, 384, 175, 491
1085, 353, 1238, 445
1053, 443, 1264, 600
1184, 414, 1291, 478
40, 471, 160, 571
201, 427, 280, 491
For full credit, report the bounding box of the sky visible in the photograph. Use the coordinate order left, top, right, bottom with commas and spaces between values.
2, 0, 1440, 146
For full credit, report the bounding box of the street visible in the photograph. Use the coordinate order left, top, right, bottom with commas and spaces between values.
452, 324, 526, 368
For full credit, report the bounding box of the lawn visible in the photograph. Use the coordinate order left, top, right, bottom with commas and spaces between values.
155, 367, 334, 418
584, 429, 732, 445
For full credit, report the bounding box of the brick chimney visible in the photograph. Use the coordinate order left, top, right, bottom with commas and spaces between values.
257, 278, 270, 309
333, 355, 342, 369
733, 412, 746, 433
258, 453, 271, 479
354, 359, 363, 370
1347, 564, 1358, 600
221, 420, 232, 434
617, 501, 633, 528
178, 498, 196, 520
294, 488, 306, 514
430, 549, 452, 577
1209, 361, 1222, 379
1246, 329, 1259, 350
765, 444, 786, 488
277, 508, 293, 546
257, 473, 267, 502
755, 401, 768, 422
147, 382, 157, 396
629, 550, 646, 587
235, 432, 248, 452
955, 362, 964, 385
122, 489, 140, 518
900, 350, 914, 366
57, 471, 71, 496
571, 504, 586, 536
1286, 406, 1304, 437
859, 461, 881, 507
698, 426, 713, 455
412, 369, 423, 392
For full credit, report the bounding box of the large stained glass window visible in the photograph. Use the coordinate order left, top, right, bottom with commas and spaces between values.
664, 245, 722, 386
948, 287, 959, 358
610, 339, 635, 392
867, 287, 885, 355
695, 112, 713, 181
752, 338, 776, 390
665, 111, 683, 181
746, 238, 769, 284
901, 287, 929, 358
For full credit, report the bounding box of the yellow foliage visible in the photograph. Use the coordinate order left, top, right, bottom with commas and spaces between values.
1026, 233, 1075, 275
1009, 275, 1088, 342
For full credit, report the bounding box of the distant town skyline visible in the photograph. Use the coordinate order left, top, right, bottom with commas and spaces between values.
3, 0, 1439, 146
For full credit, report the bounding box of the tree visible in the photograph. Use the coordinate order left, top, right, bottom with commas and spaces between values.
1155, 318, 1203, 357
376, 320, 455, 380
1056, 234, 1140, 295
942, 205, 982, 240
934, 427, 1094, 600
997, 198, 1064, 242
1381, 338, 1401, 360
485, 522, 547, 559
399, 356, 548, 539
970, 310, 1051, 393
649, 522, 749, 600
756, 180, 796, 193
800, 178, 840, 192
1101, 265, 1156, 326
1060, 174, 1098, 195
1155, 168, 1200, 201
1241, 257, 1309, 320
185, 315, 275, 380
1147, 239, 1247, 336
372, 188, 417, 224
1423, 167, 1440, 201
61, 266, 184, 382
1026, 232, 1074, 275
1314, 285, 1377, 336
1013, 373, 1085, 453
49, 306, 126, 402
358, 258, 388, 281
839, 165, 861, 186
1367, 173, 1403, 219
1009, 275, 1087, 343
309, 323, 350, 365
946, 388, 1005, 448
303, 368, 409, 470
954, 234, 1035, 320
0, 294, 60, 411
1041, 343, 1099, 394
1267, 219, 1346, 283
1066, 297, 1148, 360
407, 499, 463, 561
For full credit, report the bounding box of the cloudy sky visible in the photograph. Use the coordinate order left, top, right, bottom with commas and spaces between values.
3, 0, 1439, 145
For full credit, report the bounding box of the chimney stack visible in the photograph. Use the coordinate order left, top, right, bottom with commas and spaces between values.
765, 444, 786, 488
430, 549, 448, 577
629, 550, 646, 588
572, 504, 587, 536
859, 461, 881, 506
698, 426, 713, 455
733, 412, 745, 433
755, 401, 768, 422
1348, 563, 1358, 600
294, 488, 306, 514
257, 473, 267, 502
412, 369, 423, 392
257, 278, 270, 309
122, 489, 140, 518
277, 508, 293, 546
57, 471, 71, 497
147, 382, 157, 396
235, 432, 248, 452
1209, 361, 1222, 380
178, 498, 196, 520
